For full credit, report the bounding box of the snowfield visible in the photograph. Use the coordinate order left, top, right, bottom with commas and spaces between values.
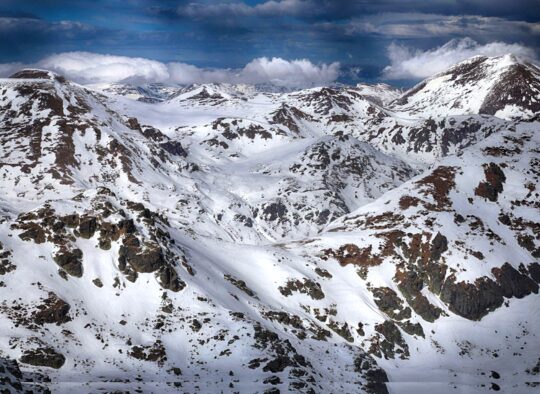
0, 56, 539, 393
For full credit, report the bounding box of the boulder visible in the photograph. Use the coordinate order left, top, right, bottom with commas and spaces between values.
53, 248, 83, 277
78, 216, 97, 239
34, 293, 71, 325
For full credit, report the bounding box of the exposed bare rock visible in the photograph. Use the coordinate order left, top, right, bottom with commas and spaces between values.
33, 293, 71, 325
129, 340, 167, 365
53, 247, 83, 277
279, 278, 325, 300
475, 162, 506, 202
20, 347, 65, 369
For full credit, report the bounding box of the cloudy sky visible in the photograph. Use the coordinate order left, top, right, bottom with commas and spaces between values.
0, 0, 538, 86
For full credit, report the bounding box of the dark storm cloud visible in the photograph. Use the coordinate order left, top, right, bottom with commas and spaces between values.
156, 1, 539, 59
315, 13, 540, 40
0, 1, 538, 82
0, 17, 102, 60
171, 0, 540, 21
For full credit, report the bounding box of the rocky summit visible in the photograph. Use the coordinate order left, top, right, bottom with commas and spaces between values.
0, 55, 539, 393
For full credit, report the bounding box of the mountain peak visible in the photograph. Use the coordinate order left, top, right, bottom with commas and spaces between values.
392, 54, 540, 119
9, 68, 66, 82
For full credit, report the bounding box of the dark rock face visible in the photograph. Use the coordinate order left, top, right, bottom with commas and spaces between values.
372, 287, 411, 321
92, 278, 103, 287
158, 266, 185, 292
61, 214, 79, 228
98, 218, 136, 250
212, 118, 273, 140
0, 242, 15, 275
354, 355, 389, 394
394, 268, 443, 323
492, 263, 538, 299
364, 369, 390, 394
224, 274, 257, 298
34, 293, 71, 325
17, 223, 47, 244
397, 320, 424, 337
439, 118, 485, 156
118, 219, 137, 234
415, 166, 456, 210
529, 263, 540, 283
371, 321, 410, 360
408, 292, 443, 323
141, 124, 187, 157
270, 103, 314, 133
326, 244, 383, 267
432, 262, 539, 321
189, 88, 225, 102
119, 240, 165, 273
295, 87, 355, 115
78, 216, 97, 239
440, 277, 503, 320
407, 118, 437, 153
448, 56, 490, 85
250, 324, 313, 384
10, 69, 53, 80
393, 79, 428, 106
160, 141, 187, 157
0, 356, 24, 391
327, 320, 354, 342
430, 232, 448, 262
12, 195, 189, 292
263, 356, 293, 373
261, 201, 288, 222
479, 62, 540, 117
20, 347, 66, 369
475, 162, 506, 202
53, 248, 83, 277
263, 311, 304, 331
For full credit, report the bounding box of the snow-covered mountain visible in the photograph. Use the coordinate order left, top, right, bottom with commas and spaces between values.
0, 55, 539, 393
85, 82, 181, 103
391, 54, 540, 120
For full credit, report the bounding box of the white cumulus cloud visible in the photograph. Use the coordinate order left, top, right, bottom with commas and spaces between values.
0, 52, 339, 88
38, 52, 170, 84
237, 57, 340, 87
0, 62, 24, 77
382, 38, 538, 80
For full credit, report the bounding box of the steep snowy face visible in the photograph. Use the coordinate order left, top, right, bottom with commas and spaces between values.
360, 114, 513, 166
355, 83, 401, 106
304, 122, 540, 378
391, 55, 540, 120
283, 120, 540, 391
0, 69, 192, 204
0, 55, 539, 393
207, 135, 416, 241
323, 120, 540, 321
286, 86, 385, 123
